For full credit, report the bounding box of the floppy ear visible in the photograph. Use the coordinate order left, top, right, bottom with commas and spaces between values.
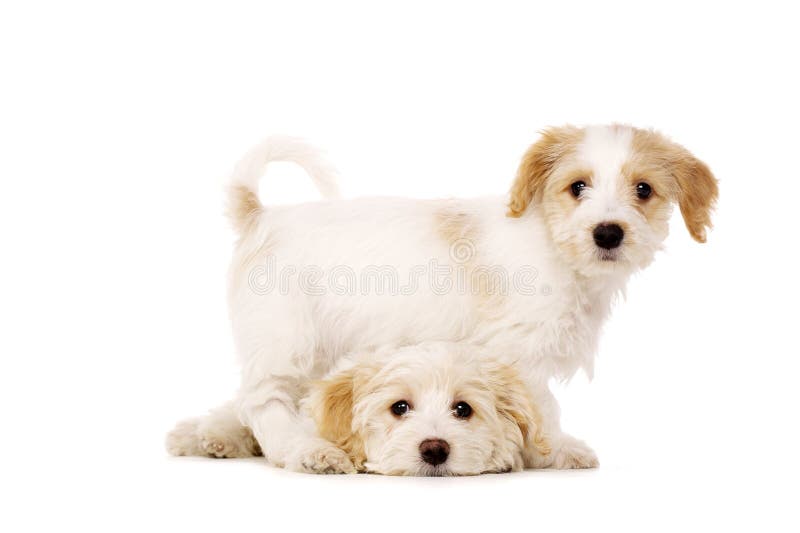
633, 129, 719, 243
508, 126, 581, 217
308, 367, 368, 470
486, 364, 550, 457
671, 151, 718, 243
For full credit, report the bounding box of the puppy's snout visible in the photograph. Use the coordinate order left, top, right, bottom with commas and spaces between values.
419, 438, 450, 466
593, 223, 624, 249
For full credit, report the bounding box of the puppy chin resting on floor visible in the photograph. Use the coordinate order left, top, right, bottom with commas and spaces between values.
168, 343, 549, 476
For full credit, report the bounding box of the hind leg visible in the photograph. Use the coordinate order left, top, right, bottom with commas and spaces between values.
166, 402, 261, 458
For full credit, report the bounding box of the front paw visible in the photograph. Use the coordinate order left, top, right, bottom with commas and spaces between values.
284, 439, 356, 474
550, 437, 599, 469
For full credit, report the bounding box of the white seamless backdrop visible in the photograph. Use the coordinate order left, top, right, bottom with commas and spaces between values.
1, 1, 798, 532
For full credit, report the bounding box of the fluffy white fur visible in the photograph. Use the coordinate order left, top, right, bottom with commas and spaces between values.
168, 343, 546, 476
167, 125, 718, 473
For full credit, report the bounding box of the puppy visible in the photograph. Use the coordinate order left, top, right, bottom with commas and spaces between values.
170, 124, 717, 471
168, 343, 548, 475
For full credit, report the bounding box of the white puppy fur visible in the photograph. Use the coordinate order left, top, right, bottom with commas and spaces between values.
168, 343, 547, 476
167, 124, 718, 473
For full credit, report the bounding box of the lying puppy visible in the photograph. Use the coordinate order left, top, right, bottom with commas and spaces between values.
168, 343, 548, 475
169, 124, 717, 472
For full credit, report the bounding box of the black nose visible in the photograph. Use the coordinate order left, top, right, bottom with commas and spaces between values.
593, 223, 624, 249
419, 438, 450, 466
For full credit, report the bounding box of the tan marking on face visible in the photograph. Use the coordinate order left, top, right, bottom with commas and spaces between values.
560, 168, 595, 192
507, 126, 585, 217
532, 157, 595, 264
541, 163, 593, 215
509, 124, 717, 267
618, 159, 674, 236
508, 129, 600, 268
629, 129, 718, 242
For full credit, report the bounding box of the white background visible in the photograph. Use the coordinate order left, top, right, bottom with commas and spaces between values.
2, 1, 798, 532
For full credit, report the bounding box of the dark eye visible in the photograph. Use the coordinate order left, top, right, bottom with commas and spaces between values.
390, 400, 410, 416
453, 401, 472, 419
636, 182, 652, 199
570, 180, 587, 198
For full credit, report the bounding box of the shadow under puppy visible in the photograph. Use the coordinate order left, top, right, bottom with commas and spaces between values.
168, 343, 549, 475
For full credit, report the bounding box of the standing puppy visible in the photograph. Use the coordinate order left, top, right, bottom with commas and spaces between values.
170, 124, 717, 471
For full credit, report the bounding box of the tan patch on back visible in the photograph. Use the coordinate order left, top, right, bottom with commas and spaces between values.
435, 205, 474, 245
435, 206, 507, 317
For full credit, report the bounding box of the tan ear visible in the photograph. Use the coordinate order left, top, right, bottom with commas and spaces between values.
308, 368, 368, 470
632, 129, 719, 243
486, 364, 550, 456
508, 126, 582, 217
672, 152, 718, 243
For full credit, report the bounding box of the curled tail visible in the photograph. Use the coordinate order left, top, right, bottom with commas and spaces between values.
227, 136, 341, 234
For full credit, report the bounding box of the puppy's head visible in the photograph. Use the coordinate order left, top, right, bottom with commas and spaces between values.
308, 344, 548, 476
508, 125, 718, 276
